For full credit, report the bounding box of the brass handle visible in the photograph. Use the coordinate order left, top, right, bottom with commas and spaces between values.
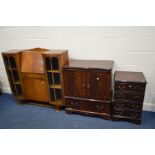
87, 83, 90, 89
96, 105, 104, 110
71, 102, 79, 107
82, 83, 85, 88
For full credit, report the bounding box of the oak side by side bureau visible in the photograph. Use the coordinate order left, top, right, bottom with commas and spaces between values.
2, 48, 69, 110
62, 59, 114, 119
112, 71, 147, 124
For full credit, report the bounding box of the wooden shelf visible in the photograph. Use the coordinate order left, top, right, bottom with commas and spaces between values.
50, 84, 61, 89
47, 70, 60, 73
6, 67, 17, 70
14, 81, 20, 84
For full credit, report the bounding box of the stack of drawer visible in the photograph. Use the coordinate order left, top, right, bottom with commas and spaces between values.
112, 71, 147, 124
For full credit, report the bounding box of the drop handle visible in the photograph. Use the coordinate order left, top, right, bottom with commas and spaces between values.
96, 105, 104, 110
82, 83, 85, 88
87, 83, 90, 89
71, 102, 79, 107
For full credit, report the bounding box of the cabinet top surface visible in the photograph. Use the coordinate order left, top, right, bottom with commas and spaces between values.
115, 71, 147, 83
2, 48, 67, 55
63, 59, 114, 70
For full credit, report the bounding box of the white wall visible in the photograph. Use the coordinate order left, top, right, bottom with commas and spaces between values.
0, 26, 155, 111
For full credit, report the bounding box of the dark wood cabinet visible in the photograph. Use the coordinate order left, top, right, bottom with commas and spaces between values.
2, 48, 69, 110
112, 71, 147, 124
63, 60, 113, 119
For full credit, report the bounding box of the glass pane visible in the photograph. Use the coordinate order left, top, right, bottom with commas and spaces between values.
8, 69, 13, 82
9, 56, 16, 68
51, 57, 59, 70
50, 88, 55, 100
53, 73, 60, 84
55, 88, 62, 99
45, 57, 51, 70
11, 84, 17, 96
47, 72, 53, 85
15, 84, 22, 96
12, 70, 19, 82
4, 56, 10, 67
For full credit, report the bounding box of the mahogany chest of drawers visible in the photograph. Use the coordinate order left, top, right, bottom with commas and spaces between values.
63, 60, 114, 119
112, 71, 147, 124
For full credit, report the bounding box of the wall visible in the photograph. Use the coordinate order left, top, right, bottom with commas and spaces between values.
0, 26, 155, 111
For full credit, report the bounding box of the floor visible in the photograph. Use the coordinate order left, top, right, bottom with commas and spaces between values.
0, 94, 155, 129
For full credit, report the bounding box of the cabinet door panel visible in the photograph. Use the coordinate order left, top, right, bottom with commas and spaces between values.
23, 78, 49, 102
63, 70, 86, 98
87, 71, 111, 101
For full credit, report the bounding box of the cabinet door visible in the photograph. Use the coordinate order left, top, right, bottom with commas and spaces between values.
87, 71, 111, 101
63, 69, 86, 98
23, 78, 49, 102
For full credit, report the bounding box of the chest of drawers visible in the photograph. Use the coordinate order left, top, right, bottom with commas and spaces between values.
112, 71, 147, 124
63, 60, 113, 120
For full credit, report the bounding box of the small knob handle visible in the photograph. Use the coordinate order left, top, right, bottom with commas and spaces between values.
96, 105, 104, 110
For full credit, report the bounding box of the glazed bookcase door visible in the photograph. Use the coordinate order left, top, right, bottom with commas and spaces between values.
86, 70, 111, 101
63, 70, 87, 98
44, 56, 63, 104
3, 54, 22, 97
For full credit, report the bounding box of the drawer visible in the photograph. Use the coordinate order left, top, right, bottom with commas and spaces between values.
114, 92, 144, 102
113, 110, 141, 119
115, 82, 146, 93
65, 98, 110, 114
113, 101, 142, 111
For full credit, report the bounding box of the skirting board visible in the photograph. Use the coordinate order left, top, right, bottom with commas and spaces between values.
1, 87, 155, 112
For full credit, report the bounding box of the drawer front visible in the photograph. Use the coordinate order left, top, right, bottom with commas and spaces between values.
114, 92, 144, 102
113, 101, 142, 111
115, 82, 146, 93
113, 110, 141, 119
65, 98, 110, 114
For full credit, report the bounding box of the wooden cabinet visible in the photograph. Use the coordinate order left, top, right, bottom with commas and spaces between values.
112, 71, 147, 124
63, 70, 111, 100
63, 60, 113, 119
2, 48, 69, 109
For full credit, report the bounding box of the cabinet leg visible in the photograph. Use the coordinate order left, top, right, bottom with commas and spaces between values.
132, 119, 141, 125
103, 115, 111, 120
55, 106, 61, 112
111, 116, 141, 125
66, 109, 73, 114
17, 99, 25, 105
